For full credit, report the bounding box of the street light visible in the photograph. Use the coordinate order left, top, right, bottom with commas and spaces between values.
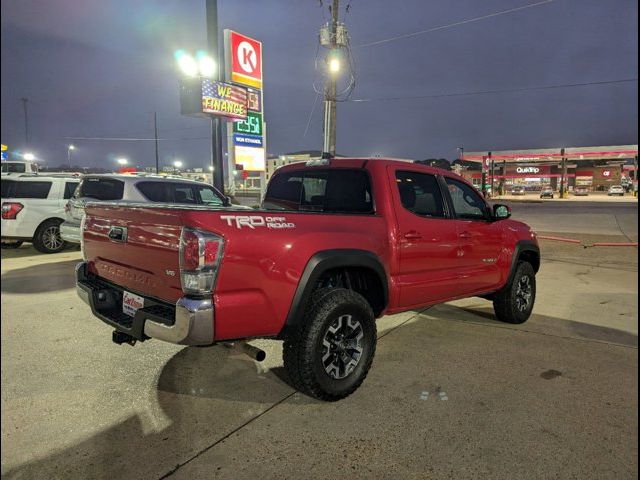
116, 157, 128, 166
67, 145, 75, 169
328, 57, 340, 74
173, 160, 183, 175
196, 51, 216, 78
174, 50, 199, 77
175, 50, 217, 78
23, 152, 35, 161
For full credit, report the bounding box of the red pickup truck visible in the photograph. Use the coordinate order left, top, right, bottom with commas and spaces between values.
76, 158, 539, 400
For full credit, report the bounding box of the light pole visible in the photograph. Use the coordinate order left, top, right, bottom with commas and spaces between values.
67, 145, 75, 169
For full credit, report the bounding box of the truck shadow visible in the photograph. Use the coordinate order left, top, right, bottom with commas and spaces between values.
0, 259, 79, 293
434, 303, 638, 347
1, 343, 305, 480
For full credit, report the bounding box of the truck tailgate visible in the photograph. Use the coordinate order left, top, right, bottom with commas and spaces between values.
83, 204, 185, 303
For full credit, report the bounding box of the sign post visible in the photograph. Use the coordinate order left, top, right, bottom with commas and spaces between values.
224, 30, 265, 197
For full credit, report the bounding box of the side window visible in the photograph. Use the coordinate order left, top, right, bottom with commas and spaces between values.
395, 171, 445, 218
64, 182, 79, 199
14, 181, 52, 199
196, 186, 224, 206
445, 177, 488, 220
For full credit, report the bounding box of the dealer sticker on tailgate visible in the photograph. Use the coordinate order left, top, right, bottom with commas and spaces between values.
122, 291, 144, 317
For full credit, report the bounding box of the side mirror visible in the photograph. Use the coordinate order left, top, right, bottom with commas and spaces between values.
223, 196, 232, 206
492, 203, 511, 220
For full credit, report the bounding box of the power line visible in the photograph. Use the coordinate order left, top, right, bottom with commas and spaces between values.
62, 136, 210, 141
357, 0, 554, 48
348, 78, 638, 103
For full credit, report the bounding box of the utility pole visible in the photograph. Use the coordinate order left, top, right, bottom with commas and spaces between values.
559, 148, 567, 198
322, 0, 340, 158
490, 156, 495, 197
20, 98, 29, 147
206, 0, 225, 193
154, 112, 160, 174
634, 155, 638, 197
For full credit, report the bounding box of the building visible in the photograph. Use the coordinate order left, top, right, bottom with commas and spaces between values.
459, 145, 638, 193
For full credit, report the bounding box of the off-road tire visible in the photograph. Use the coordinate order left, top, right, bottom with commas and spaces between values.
283, 288, 377, 401
493, 261, 536, 324
33, 219, 66, 254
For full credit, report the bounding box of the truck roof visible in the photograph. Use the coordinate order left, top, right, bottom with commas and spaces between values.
275, 156, 457, 178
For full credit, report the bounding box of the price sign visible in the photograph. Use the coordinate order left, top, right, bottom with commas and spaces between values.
234, 111, 263, 136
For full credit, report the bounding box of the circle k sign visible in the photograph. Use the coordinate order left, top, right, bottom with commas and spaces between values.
227, 30, 263, 89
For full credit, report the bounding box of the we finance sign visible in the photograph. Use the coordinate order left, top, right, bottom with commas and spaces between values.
201, 80, 248, 120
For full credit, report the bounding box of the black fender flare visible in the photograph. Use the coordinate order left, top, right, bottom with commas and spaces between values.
279, 249, 388, 336
505, 240, 540, 286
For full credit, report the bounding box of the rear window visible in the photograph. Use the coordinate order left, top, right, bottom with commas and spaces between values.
1, 180, 52, 199
76, 177, 124, 200
135, 181, 225, 206
263, 169, 373, 213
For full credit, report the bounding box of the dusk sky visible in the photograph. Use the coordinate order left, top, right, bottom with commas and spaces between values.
1, 0, 638, 170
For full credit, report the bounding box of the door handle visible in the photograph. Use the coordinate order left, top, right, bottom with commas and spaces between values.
404, 231, 422, 240
108, 226, 128, 243
459, 231, 472, 239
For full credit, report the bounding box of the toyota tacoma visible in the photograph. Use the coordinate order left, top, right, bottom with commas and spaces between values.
76, 158, 539, 401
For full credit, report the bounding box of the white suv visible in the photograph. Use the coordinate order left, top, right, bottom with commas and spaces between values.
61, 174, 232, 243
1, 174, 80, 253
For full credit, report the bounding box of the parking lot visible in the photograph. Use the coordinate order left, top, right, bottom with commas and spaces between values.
1, 201, 637, 480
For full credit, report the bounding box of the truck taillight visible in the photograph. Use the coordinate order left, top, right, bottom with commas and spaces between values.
179, 227, 223, 295
1, 202, 23, 220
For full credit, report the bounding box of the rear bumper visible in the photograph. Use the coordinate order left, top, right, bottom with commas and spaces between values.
75, 262, 214, 345
60, 221, 81, 243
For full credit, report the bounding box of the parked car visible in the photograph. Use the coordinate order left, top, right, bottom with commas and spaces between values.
540, 188, 554, 199
607, 185, 625, 196
1, 160, 38, 175
61, 174, 232, 244
573, 187, 589, 196
511, 186, 526, 196
76, 158, 540, 401
1, 174, 80, 252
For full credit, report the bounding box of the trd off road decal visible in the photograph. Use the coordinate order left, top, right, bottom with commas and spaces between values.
220, 215, 295, 230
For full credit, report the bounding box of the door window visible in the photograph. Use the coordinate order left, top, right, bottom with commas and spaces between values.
395, 171, 445, 218
444, 177, 488, 220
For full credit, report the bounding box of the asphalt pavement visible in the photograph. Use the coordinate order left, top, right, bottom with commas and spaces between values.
1, 201, 637, 479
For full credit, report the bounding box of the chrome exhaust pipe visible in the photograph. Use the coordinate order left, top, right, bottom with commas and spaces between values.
231, 341, 266, 362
